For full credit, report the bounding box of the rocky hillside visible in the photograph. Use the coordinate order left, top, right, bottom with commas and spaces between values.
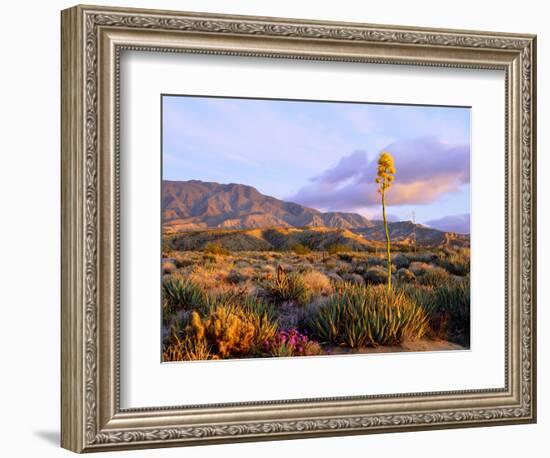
354, 221, 469, 248
164, 227, 386, 252
164, 225, 469, 253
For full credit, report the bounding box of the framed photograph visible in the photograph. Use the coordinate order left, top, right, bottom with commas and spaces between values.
61, 4, 537, 453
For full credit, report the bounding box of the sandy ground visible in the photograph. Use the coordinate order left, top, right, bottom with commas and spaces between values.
327, 338, 466, 355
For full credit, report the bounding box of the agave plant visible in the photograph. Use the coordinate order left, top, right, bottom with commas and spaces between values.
398, 279, 470, 346
308, 283, 429, 348
429, 278, 470, 346
162, 275, 208, 315
264, 266, 311, 306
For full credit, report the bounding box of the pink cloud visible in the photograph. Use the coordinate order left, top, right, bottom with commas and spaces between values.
290, 137, 469, 211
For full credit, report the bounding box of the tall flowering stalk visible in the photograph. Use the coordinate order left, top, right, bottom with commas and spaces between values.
375, 152, 396, 293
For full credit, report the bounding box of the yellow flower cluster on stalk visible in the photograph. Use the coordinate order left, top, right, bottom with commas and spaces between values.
375, 152, 396, 192
375, 152, 396, 293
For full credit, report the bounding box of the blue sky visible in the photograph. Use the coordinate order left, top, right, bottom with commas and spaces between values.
162, 95, 471, 230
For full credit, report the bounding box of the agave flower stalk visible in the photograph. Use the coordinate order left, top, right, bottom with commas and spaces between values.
375, 152, 396, 293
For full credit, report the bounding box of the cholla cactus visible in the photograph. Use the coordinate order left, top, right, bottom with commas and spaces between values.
375, 152, 396, 292
201, 305, 256, 358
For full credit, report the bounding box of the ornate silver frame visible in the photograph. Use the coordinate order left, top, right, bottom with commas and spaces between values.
61, 4, 537, 453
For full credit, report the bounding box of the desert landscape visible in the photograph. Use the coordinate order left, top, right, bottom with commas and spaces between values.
161, 180, 470, 362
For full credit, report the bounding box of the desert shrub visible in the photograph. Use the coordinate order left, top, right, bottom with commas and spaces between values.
396, 268, 415, 284
335, 261, 353, 276
188, 307, 253, 358
295, 262, 314, 273
226, 269, 247, 284
207, 294, 278, 336
307, 284, 429, 348
301, 271, 334, 296
162, 276, 207, 314
262, 229, 288, 250
164, 252, 197, 269
416, 266, 450, 287
174, 257, 195, 268
436, 251, 470, 276
263, 329, 323, 357
352, 262, 367, 275
366, 256, 384, 267
161, 259, 177, 274
163, 308, 192, 340
342, 273, 365, 285
259, 264, 276, 280
409, 261, 432, 276
328, 243, 349, 255
426, 279, 470, 346
188, 266, 231, 294
291, 243, 311, 255
186, 301, 278, 359
162, 306, 189, 339
393, 254, 410, 269
234, 259, 250, 268
264, 266, 311, 305
407, 252, 438, 264
276, 302, 301, 331
202, 253, 218, 264
337, 252, 354, 262
161, 261, 177, 275
278, 263, 295, 273
204, 242, 229, 256
255, 253, 272, 261
363, 266, 387, 285
163, 334, 212, 362
326, 272, 343, 284
241, 266, 257, 279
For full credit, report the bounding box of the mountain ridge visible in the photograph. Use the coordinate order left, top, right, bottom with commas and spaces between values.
163, 180, 374, 231
162, 180, 469, 248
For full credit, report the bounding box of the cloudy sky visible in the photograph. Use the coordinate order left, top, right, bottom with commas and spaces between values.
163, 95, 471, 233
